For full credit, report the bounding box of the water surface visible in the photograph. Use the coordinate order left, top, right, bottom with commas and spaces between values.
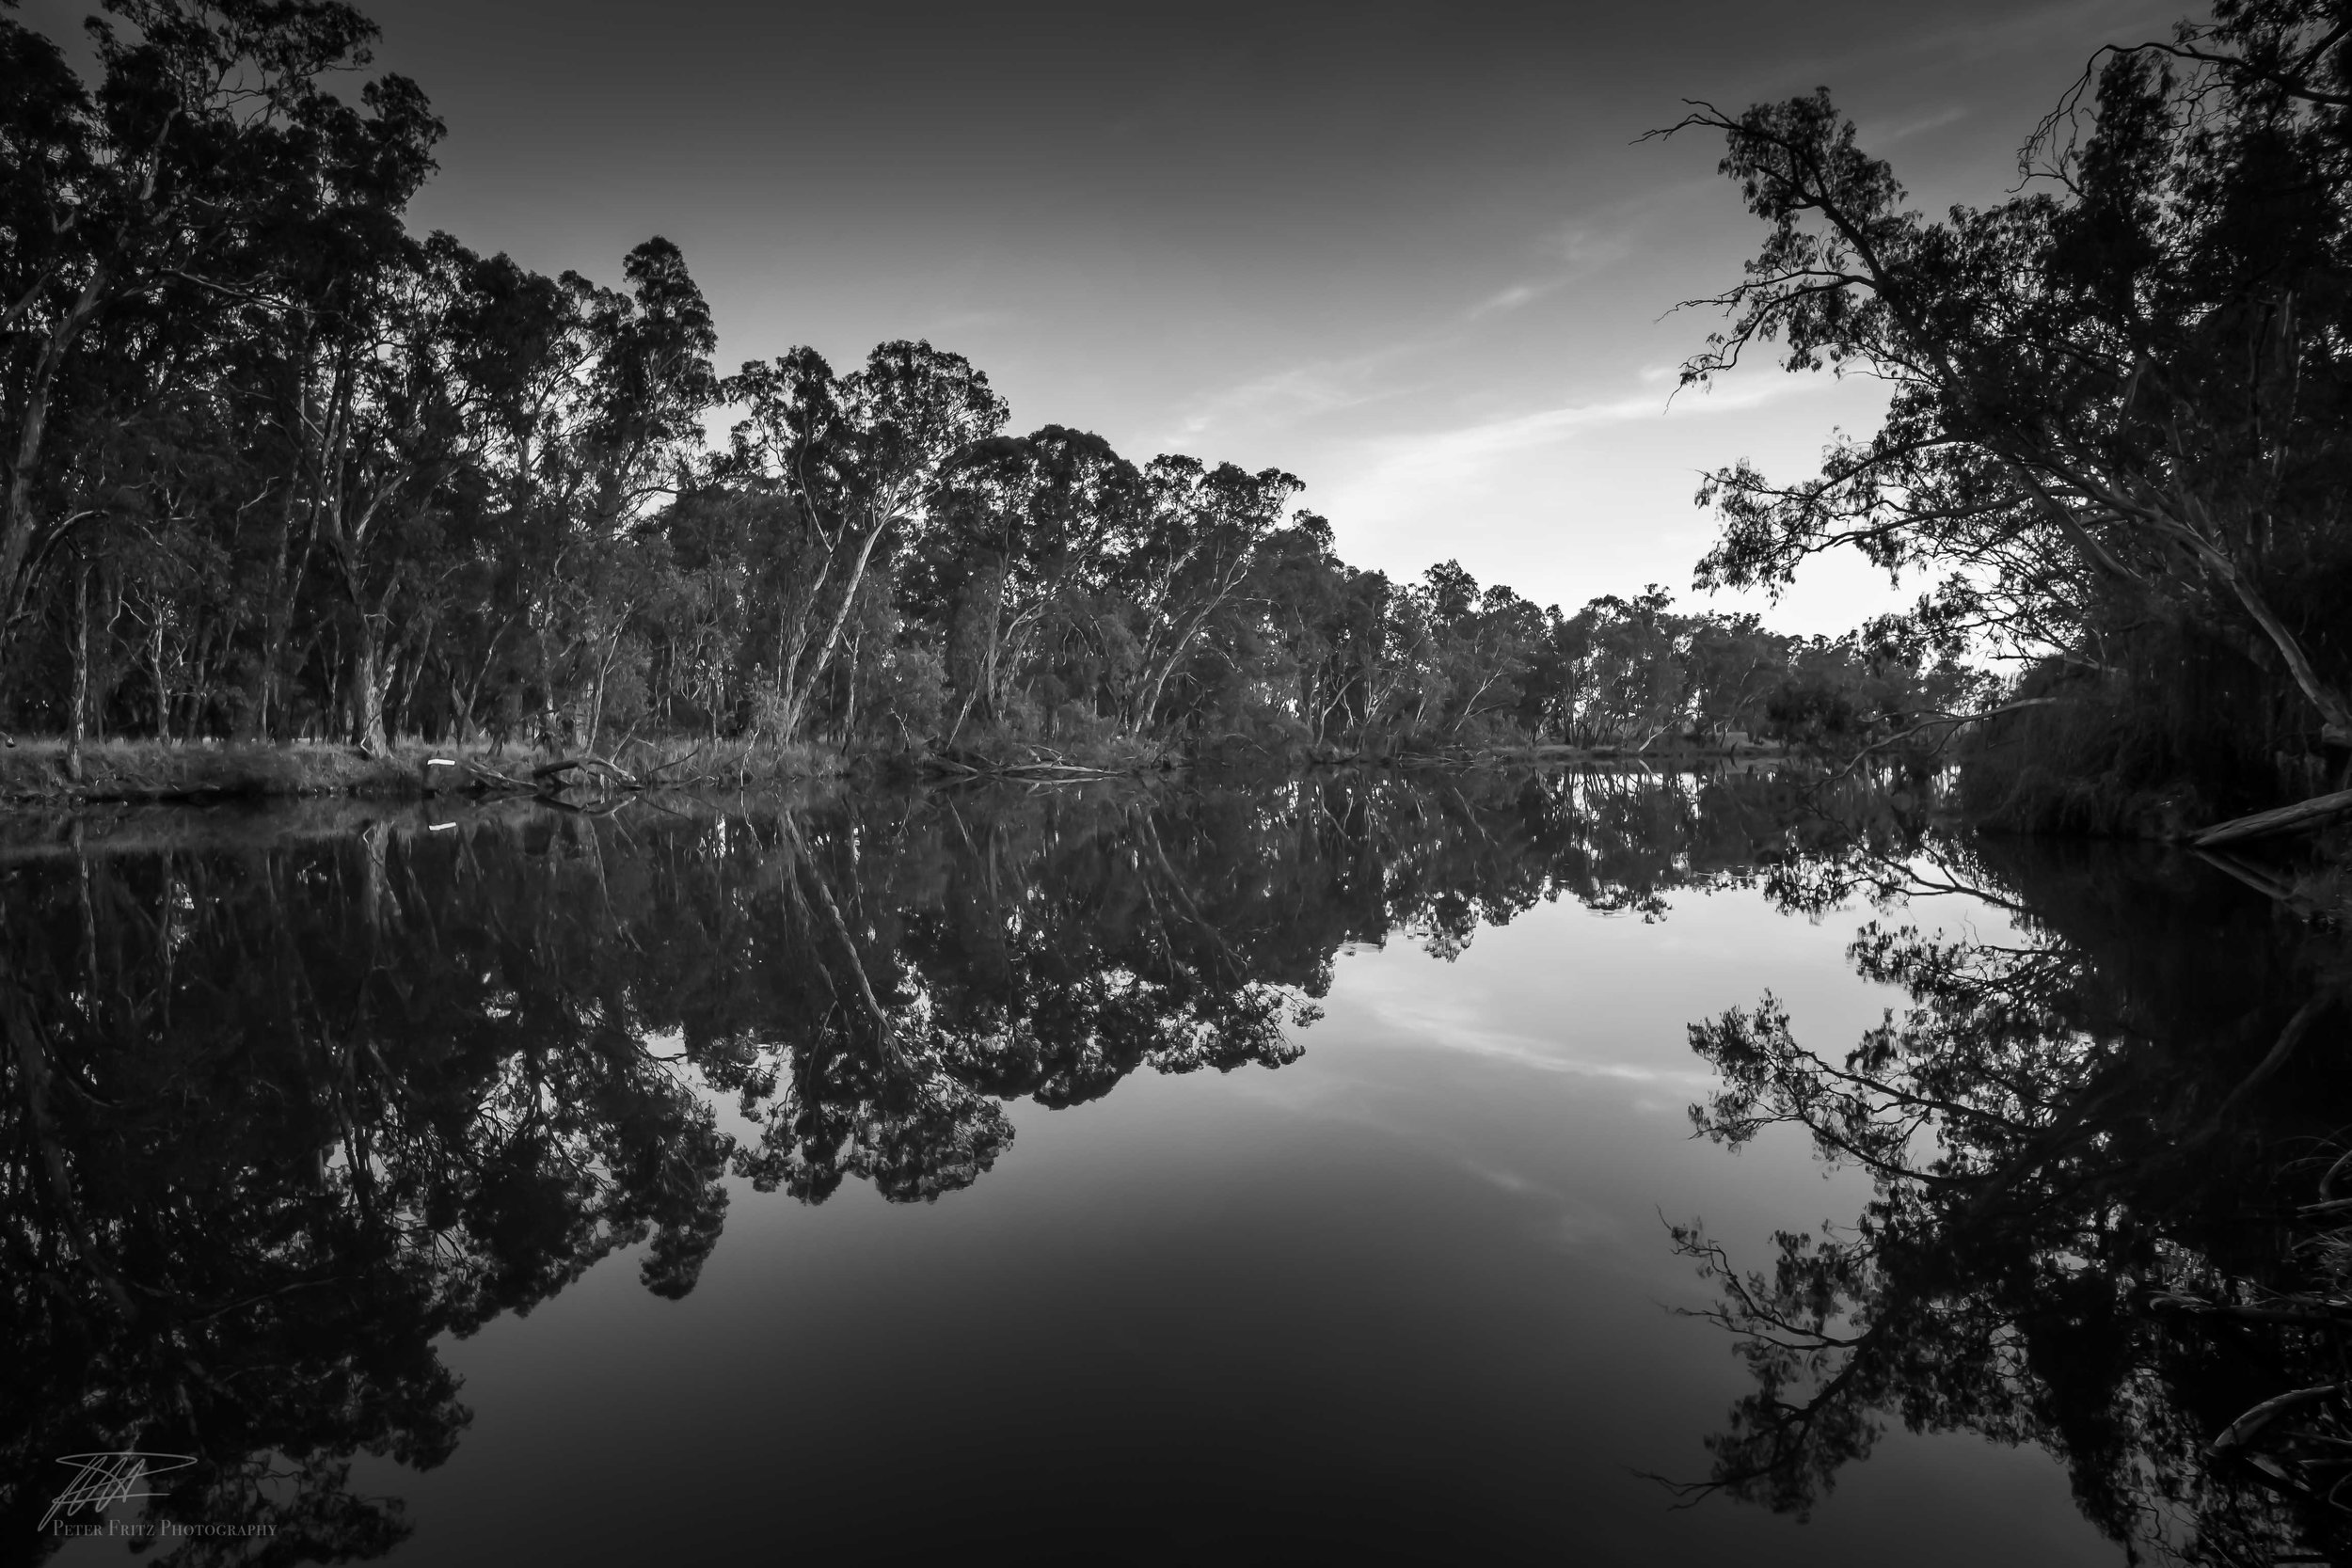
7, 772, 2326, 1563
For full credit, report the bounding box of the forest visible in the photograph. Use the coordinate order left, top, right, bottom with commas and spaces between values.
5, 0, 2351, 839
0, 0, 1975, 778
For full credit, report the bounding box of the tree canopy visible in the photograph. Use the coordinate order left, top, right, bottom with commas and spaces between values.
0, 0, 1974, 775
1673, 0, 2352, 824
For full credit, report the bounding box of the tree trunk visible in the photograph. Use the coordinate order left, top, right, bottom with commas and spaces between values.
448, 666, 475, 743
2212, 557, 2352, 743
840, 627, 861, 741
0, 266, 111, 665
781, 516, 892, 742
147, 613, 169, 744
2191, 785, 2352, 849
255, 483, 308, 741
349, 620, 390, 756
66, 561, 87, 784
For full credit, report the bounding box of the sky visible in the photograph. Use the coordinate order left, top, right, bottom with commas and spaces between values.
35, 0, 2190, 631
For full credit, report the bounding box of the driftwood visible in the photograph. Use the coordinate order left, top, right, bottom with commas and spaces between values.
2190, 786, 2352, 849
923, 755, 1127, 782
919, 743, 1144, 782
421, 757, 533, 794
422, 752, 657, 797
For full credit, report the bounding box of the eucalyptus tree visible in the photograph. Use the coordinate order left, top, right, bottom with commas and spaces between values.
457, 237, 716, 749
918, 424, 1142, 739
1233, 513, 1383, 747
1110, 455, 1304, 735
721, 341, 1007, 744
1407, 565, 1552, 741
1669, 0, 2352, 777
0, 0, 437, 711
294, 233, 503, 753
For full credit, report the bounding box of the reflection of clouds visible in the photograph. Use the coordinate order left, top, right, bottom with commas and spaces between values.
1370, 1006, 1718, 1089
1552, 1206, 1621, 1249
1462, 1161, 1625, 1249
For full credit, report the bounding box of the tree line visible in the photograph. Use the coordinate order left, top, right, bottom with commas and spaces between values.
13, 0, 2352, 816
1, 0, 1979, 770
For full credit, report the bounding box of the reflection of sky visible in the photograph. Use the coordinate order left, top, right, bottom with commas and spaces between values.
312, 882, 2119, 1566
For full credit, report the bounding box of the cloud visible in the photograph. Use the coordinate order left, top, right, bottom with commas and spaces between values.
1309, 371, 1852, 551
1868, 105, 1969, 144
1168, 182, 1720, 451
1332, 373, 1824, 495
1469, 282, 1552, 319
1545, 221, 1638, 275
1162, 340, 1427, 448
1898, 0, 2168, 66
1461, 187, 1716, 325
1738, 1, 2174, 125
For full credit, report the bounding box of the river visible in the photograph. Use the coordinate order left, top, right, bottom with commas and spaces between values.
9, 770, 2338, 1564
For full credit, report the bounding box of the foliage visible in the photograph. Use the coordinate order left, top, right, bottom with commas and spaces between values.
1672, 0, 2352, 822
0, 1, 1949, 771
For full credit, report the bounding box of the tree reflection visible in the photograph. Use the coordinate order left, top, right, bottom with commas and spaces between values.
0, 813, 736, 1559
0, 766, 1843, 1560
1672, 834, 2352, 1565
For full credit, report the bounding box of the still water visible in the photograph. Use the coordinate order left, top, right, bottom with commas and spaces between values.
8, 771, 2334, 1564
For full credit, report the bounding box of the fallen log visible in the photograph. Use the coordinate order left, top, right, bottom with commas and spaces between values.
530, 754, 643, 790
2189, 786, 2352, 849
436, 758, 533, 793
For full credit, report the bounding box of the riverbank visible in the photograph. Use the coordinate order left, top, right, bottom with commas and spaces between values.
0, 738, 434, 803
0, 734, 1796, 805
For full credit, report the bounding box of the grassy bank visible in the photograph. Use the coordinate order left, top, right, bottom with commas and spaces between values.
0, 739, 433, 803
0, 736, 863, 804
